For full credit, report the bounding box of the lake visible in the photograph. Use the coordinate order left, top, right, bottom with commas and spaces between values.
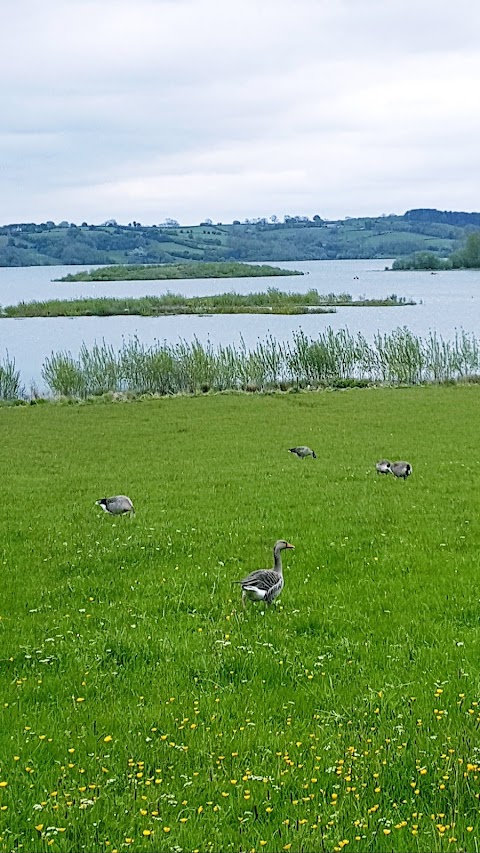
1, 259, 480, 391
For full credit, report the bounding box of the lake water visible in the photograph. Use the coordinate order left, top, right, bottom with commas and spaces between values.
1, 259, 480, 390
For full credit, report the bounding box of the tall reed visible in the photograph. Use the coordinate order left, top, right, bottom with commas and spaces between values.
40, 328, 480, 398
0, 353, 23, 399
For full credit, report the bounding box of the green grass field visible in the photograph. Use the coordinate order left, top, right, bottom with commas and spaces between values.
1, 387, 480, 853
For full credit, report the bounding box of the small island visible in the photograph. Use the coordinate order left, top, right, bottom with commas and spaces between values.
55, 261, 303, 282
2, 290, 415, 318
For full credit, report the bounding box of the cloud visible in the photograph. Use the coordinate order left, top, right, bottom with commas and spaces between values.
1, 0, 480, 223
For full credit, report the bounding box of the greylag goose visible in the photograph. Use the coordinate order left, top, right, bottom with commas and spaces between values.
375, 459, 392, 475
289, 446, 316, 459
233, 539, 295, 608
96, 495, 135, 515
390, 461, 412, 480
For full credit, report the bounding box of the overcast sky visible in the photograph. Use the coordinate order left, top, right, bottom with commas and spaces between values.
2, 0, 480, 225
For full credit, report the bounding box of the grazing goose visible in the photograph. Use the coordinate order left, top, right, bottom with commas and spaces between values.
376, 459, 392, 475
233, 539, 295, 609
96, 495, 135, 515
289, 446, 316, 460
390, 461, 412, 480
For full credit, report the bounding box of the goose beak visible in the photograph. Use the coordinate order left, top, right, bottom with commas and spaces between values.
286, 542, 295, 549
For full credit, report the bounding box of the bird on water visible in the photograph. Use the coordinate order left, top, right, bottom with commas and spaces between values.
95, 495, 135, 515
375, 459, 392, 475
233, 539, 295, 609
289, 446, 316, 459
390, 461, 412, 480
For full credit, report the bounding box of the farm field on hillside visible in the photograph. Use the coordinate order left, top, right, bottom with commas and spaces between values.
1, 388, 480, 852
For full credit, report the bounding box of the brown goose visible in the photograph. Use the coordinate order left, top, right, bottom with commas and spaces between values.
375, 459, 392, 475
96, 495, 135, 515
390, 461, 412, 480
233, 539, 295, 609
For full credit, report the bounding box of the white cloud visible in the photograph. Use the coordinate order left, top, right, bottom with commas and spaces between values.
1, 0, 480, 223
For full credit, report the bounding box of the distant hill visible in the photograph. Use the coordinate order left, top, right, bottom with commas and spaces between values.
0, 209, 476, 267
404, 208, 480, 227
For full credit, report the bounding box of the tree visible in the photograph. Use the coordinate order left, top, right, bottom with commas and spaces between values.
461, 232, 480, 267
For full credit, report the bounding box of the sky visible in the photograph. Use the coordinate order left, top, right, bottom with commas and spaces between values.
2, 0, 480, 226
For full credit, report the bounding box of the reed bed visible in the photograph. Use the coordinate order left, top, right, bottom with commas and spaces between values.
41, 328, 480, 398
2, 290, 411, 318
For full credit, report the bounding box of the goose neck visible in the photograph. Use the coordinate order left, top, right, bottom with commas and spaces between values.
273, 548, 284, 572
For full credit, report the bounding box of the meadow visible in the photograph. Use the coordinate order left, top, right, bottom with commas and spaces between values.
1, 387, 480, 853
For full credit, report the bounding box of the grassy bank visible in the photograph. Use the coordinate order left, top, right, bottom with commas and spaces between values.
56, 262, 303, 282
0, 387, 480, 852
1, 291, 412, 318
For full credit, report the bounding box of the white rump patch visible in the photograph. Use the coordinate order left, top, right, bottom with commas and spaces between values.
244, 586, 267, 601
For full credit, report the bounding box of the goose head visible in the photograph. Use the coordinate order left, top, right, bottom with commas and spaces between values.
274, 539, 295, 553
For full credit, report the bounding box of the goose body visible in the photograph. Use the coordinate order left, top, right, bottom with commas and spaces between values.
289, 446, 316, 460
390, 461, 412, 480
376, 459, 392, 475
96, 495, 135, 515
234, 539, 295, 608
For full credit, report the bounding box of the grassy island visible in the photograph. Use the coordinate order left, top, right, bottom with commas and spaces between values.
56, 261, 303, 282
2, 291, 414, 318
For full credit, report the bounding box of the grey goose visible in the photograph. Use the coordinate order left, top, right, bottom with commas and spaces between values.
375, 459, 392, 475
289, 446, 316, 460
96, 495, 135, 515
233, 539, 295, 609
390, 461, 412, 480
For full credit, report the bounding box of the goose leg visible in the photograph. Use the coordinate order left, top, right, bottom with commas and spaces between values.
242, 591, 247, 610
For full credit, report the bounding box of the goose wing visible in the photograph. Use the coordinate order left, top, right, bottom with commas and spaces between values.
108, 495, 134, 511
235, 569, 280, 591
264, 576, 284, 603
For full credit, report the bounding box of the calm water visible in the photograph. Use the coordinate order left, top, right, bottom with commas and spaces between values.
1, 259, 480, 390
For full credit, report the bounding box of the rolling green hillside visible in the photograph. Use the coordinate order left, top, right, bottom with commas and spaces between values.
0, 209, 473, 267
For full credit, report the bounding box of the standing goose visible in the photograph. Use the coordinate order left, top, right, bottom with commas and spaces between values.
390, 461, 412, 480
289, 446, 316, 460
376, 459, 392, 475
96, 495, 135, 515
233, 539, 295, 609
